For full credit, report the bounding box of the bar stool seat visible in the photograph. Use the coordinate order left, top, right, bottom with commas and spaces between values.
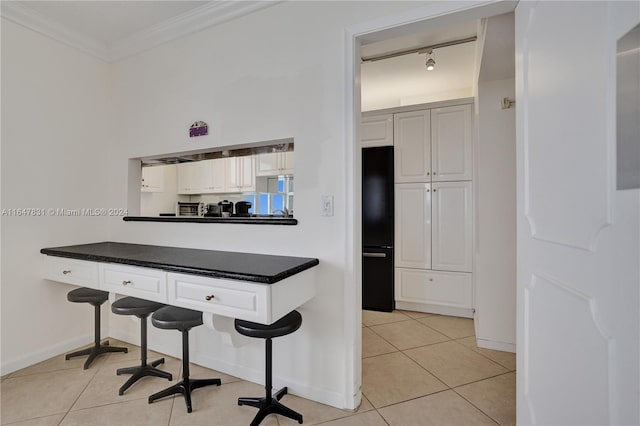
111, 297, 172, 395
65, 288, 128, 369
235, 310, 303, 426
148, 306, 221, 413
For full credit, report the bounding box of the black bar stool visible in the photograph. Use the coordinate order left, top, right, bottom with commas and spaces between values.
235, 310, 303, 426
65, 287, 128, 369
110, 297, 173, 395
148, 306, 221, 413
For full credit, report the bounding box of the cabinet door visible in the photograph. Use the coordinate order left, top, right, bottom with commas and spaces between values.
256, 153, 280, 176
141, 166, 164, 192
361, 114, 393, 147
431, 104, 473, 182
280, 151, 294, 174
395, 183, 431, 269
210, 158, 226, 192
176, 162, 196, 194
394, 110, 431, 183
225, 156, 255, 192
239, 156, 255, 191
432, 181, 472, 272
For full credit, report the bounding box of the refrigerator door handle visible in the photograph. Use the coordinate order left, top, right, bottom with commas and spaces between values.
363, 252, 387, 258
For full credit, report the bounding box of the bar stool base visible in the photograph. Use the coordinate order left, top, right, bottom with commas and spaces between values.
238, 387, 303, 426
65, 340, 128, 370
148, 377, 221, 413
116, 358, 173, 395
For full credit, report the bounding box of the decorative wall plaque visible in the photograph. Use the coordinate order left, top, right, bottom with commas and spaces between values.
189, 121, 208, 138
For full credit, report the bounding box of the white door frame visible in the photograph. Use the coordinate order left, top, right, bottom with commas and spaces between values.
343, 0, 517, 410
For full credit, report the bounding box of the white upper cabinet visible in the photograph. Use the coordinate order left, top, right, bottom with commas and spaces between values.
176, 162, 199, 194
209, 159, 227, 192
225, 156, 255, 192
141, 166, 164, 192
177, 159, 231, 194
431, 181, 473, 272
256, 152, 294, 176
361, 114, 393, 147
394, 110, 431, 183
395, 183, 432, 269
431, 104, 473, 182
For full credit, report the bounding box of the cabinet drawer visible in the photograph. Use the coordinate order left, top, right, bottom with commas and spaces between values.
168, 273, 268, 323
45, 256, 99, 288
99, 264, 167, 302
395, 268, 472, 309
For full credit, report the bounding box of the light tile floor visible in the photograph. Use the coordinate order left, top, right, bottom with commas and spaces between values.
1, 311, 515, 425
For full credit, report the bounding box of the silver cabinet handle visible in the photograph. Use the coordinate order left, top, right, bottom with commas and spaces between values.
122, 280, 131, 285
205, 295, 215, 301
62, 270, 71, 275
363, 252, 386, 258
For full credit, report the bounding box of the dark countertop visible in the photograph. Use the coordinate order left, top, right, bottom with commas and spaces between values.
123, 216, 297, 225
41, 242, 318, 284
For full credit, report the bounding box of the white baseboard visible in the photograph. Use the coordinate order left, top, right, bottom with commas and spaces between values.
1, 334, 92, 376
395, 301, 474, 318
476, 337, 516, 353
190, 351, 346, 409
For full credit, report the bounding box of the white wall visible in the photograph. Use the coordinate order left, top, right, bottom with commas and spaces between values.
1, 20, 113, 373
474, 77, 516, 350
106, 1, 430, 409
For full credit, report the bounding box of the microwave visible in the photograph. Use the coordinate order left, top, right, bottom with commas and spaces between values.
176, 202, 205, 217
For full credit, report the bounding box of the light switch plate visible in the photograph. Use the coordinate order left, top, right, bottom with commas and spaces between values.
321, 195, 334, 216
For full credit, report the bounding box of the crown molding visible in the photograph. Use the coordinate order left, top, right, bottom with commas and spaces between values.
109, 1, 284, 61
1, 1, 284, 63
1, 1, 110, 61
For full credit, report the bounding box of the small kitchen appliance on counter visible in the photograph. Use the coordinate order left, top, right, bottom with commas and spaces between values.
234, 201, 252, 217
218, 200, 233, 217
176, 202, 205, 217
204, 204, 221, 217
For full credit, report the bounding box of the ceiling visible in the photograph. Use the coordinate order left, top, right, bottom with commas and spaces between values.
361, 20, 479, 111
18, 1, 209, 44
1, 1, 281, 61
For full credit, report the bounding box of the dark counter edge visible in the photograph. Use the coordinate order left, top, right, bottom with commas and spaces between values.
40, 249, 319, 284
123, 216, 297, 225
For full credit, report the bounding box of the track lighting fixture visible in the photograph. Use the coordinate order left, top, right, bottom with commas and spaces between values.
425, 49, 435, 71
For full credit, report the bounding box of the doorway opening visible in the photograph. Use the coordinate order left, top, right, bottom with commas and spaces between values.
347, 2, 517, 421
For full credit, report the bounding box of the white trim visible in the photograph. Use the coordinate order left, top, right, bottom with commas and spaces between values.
1, 334, 92, 376
395, 301, 474, 318
109, 1, 284, 62
476, 337, 517, 353
362, 97, 475, 116
0, 1, 283, 63
343, 0, 517, 410
0, 1, 110, 61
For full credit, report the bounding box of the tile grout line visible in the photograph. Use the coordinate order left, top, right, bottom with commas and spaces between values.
451, 384, 505, 426
56, 366, 101, 426
449, 338, 513, 372
451, 336, 516, 371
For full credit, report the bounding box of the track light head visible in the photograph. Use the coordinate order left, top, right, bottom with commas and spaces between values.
425, 49, 435, 71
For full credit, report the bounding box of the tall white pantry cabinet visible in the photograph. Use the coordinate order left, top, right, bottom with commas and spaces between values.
362, 100, 474, 318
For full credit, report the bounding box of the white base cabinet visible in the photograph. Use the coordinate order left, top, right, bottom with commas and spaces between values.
395, 268, 473, 317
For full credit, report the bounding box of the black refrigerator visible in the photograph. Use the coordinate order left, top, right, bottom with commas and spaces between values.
362, 146, 394, 312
